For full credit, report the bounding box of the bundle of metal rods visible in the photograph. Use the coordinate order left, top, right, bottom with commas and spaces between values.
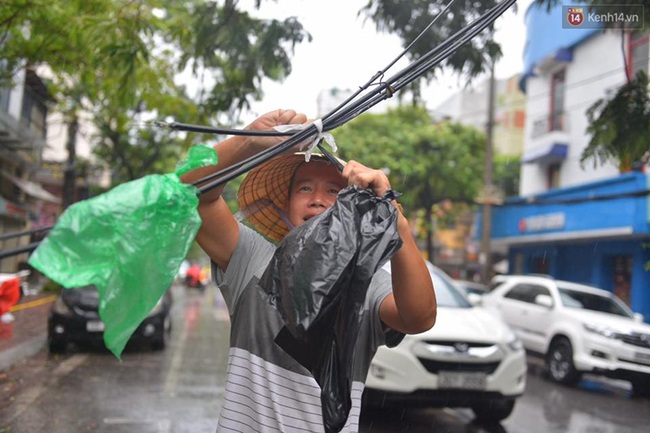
166, 0, 516, 194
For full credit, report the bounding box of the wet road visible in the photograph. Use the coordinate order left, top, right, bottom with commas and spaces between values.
1, 284, 649, 432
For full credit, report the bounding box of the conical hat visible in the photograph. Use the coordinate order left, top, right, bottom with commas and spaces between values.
237, 153, 344, 242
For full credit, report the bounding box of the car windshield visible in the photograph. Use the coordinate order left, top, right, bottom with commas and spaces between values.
427, 265, 472, 308
557, 285, 633, 318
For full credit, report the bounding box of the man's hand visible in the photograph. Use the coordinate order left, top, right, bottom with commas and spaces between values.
245, 109, 308, 150
342, 160, 392, 198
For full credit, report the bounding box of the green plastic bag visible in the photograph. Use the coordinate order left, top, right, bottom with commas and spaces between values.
29, 145, 217, 358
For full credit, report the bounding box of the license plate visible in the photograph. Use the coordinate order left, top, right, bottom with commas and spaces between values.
86, 320, 105, 332
634, 351, 650, 365
438, 371, 487, 390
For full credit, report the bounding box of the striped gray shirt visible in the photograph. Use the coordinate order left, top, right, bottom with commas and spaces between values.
213, 224, 396, 432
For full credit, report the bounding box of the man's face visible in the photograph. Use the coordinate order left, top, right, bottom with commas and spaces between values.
286, 161, 346, 228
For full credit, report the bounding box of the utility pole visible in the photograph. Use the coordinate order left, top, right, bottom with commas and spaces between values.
480, 59, 496, 284
62, 113, 78, 210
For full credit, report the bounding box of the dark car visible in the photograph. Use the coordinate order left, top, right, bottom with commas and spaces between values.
48, 285, 173, 353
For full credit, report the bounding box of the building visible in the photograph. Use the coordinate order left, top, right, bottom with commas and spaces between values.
431, 73, 526, 158
479, 2, 650, 320
0, 68, 59, 272
0, 65, 108, 273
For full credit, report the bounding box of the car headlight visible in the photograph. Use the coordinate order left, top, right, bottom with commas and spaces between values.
505, 328, 523, 352
583, 323, 620, 339
51, 296, 73, 316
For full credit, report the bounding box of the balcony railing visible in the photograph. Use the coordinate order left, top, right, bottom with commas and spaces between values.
531, 112, 569, 139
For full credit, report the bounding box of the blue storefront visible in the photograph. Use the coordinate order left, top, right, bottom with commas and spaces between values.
481, 172, 650, 322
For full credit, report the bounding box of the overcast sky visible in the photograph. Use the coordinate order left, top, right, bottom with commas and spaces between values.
242, 0, 533, 123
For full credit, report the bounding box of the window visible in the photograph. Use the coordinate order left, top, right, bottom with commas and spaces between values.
0, 87, 10, 112
514, 110, 526, 129
547, 163, 560, 189
504, 284, 551, 304
558, 287, 631, 317
628, 31, 649, 79
20, 86, 47, 138
549, 69, 565, 132
613, 255, 632, 307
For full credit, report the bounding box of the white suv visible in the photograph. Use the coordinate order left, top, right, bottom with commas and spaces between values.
363, 262, 527, 422
481, 275, 650, 396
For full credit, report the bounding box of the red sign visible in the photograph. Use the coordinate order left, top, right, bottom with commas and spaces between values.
0, 197, 28, 219
518, 219, 527, 233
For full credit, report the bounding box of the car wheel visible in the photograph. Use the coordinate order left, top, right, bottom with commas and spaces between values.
48, 338, 67, 354
472, 398, 515, 422
151, 317, 171, 351
631, 378, 650, 398
546, 337, 581, 386
151, 328, 166, 350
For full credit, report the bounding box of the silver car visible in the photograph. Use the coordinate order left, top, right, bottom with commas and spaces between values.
363, 262, 527, 422
482, 275, 650, 397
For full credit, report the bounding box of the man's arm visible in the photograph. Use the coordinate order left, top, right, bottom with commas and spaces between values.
342, 161, 437, 335
180, 109, 307, 271
379, 211, 437, 334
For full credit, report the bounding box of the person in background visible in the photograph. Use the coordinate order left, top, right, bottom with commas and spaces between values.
181, 109, 437, 432
184, 263, 202, 288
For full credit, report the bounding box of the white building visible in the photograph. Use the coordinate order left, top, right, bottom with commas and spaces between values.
519, 2, 647, 195
430, 73, 525, 158
486, 2, 650, 318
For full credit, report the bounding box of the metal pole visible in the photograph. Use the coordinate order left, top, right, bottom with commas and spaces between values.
480, 59, 496, 284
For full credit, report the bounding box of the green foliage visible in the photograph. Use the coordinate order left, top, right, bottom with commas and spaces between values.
0, 0, 310, 186
582, 71, 650, 171
493, 154, 521, 198
334, 105, 486, 213
166, 0, 310, 116
360, 0, 505, 100
333, 105, 485, 258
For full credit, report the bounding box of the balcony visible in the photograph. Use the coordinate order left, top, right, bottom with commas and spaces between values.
0, 69, 50, 165
531, 111, 569, 139
523, 112, 570, 165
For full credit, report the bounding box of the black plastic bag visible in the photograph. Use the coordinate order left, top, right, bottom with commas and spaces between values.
260, 185, 403, 433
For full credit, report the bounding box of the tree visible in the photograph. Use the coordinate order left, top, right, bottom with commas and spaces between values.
161, 0, 311, 122
334, 106, 485, 259
360, 0, 649, 103
582, 71, 650, 172
493, 154, 521, 198
0, 1, 310, 190
359, 0, 506, 102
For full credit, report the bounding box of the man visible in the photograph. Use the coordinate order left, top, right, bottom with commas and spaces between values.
182, 109, 436, 432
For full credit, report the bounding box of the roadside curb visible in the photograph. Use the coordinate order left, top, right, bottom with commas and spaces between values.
0, 292, 54, 372
0, 335, 46, 371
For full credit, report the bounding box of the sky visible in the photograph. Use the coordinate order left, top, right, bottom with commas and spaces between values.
241, 0, 534, 123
